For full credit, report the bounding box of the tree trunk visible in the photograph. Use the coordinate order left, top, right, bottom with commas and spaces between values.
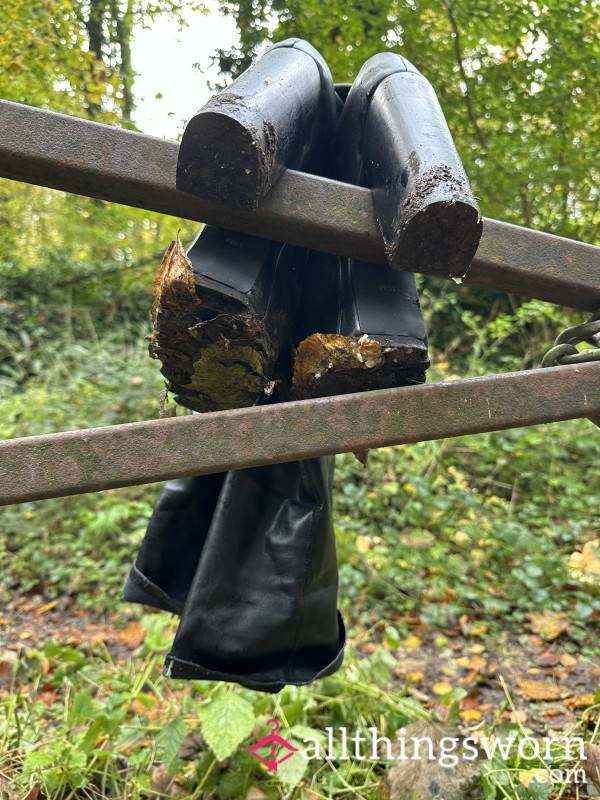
110, 0, 136, 127
85, 0, 108, 118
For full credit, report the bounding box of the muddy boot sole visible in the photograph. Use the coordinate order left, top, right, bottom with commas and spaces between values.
150, 229, 302, 413
292, 332, 428, 399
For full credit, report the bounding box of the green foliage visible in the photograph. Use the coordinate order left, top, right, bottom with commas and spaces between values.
0, 332, 165, 607
212, 0, 600, 352
156, 715, 188, 771
2, 623, 597, 798
479, 711, 592, 800
0, 0, 201, 379
0, 0, 206, 122
334, 422, 600, 642
0, 624, 432, 799
199, 690, 256, 760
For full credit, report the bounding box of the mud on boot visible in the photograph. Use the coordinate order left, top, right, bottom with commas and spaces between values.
149, 228, 308, 412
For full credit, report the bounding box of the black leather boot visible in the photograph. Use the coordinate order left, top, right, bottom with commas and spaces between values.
122, 474, 226, 614
150, 226, 308, 412
163, 457, 345, 693
333, 53, 482, 277
292, 249, 429, 398
292, 73, 433, 399
292, 57, 482, 399
152, 38, 339, 413
124, 42, 345, 690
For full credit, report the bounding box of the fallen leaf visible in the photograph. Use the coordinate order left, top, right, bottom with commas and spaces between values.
407, 686, 431, 703
406, 671, 425, 683
527, 610, 569, 640
529, 635, 546, 649
568, 539, 600, 583
542, 708, 564, 719
246, 788, 269, 800
520, 768, 549, 788
178, 730, 205, 761
458, 615, 470, 636
37, 600, 58, 614
516, 678, 563, 701
0, 766, 17, 800
536, 652, 560, 667
468, 644, 486, 655
459, 709, 482, 721
356, 535, 376, 553
115, 622, 145, 648
457, 655, 487, 671
432, 681, 453, 695
560, 653, 578, 669
39, 691, 59, 706
544, 669, 568, 681
0, 650, 18, 678
509, 710, 528, 725
469, 622, 489, 637
564, 694, 595, 709
460, 697, 481, 711
131, 697, 157, 717
404, 635, 421, 649
150, 765, 173, 796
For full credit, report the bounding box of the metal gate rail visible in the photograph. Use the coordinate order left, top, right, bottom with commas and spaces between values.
1, 362, 599, 506
1, 100, 599, 310
1, 100, 599, 507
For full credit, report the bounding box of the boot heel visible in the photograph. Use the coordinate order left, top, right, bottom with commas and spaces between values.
293, 252, 429, 400
177, 38, 338, 210
151, 227, 305, 412
335, 53, 482, 277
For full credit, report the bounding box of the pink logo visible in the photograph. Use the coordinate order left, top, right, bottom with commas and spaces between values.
247, 718, 298, 772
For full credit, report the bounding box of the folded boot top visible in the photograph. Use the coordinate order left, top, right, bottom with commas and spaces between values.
122, 457, 345, 693
163, 458, 345, 693
121, 473, 226, 615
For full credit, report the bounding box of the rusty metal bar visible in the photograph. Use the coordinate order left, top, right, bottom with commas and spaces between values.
1, 362, 598, 506
0, 100, 598, 310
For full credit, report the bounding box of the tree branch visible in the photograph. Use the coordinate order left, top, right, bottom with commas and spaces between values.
439, 0, 488, 152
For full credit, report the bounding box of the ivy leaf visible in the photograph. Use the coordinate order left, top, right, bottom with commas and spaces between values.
199, 691, 255, 761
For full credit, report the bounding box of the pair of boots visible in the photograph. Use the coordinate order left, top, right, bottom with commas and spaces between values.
122, 40, 481, 692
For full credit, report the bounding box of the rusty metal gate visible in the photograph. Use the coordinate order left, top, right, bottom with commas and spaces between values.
0, 99, 599, 507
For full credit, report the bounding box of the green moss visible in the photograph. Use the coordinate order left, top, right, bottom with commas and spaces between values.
186, 342, 267, 410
